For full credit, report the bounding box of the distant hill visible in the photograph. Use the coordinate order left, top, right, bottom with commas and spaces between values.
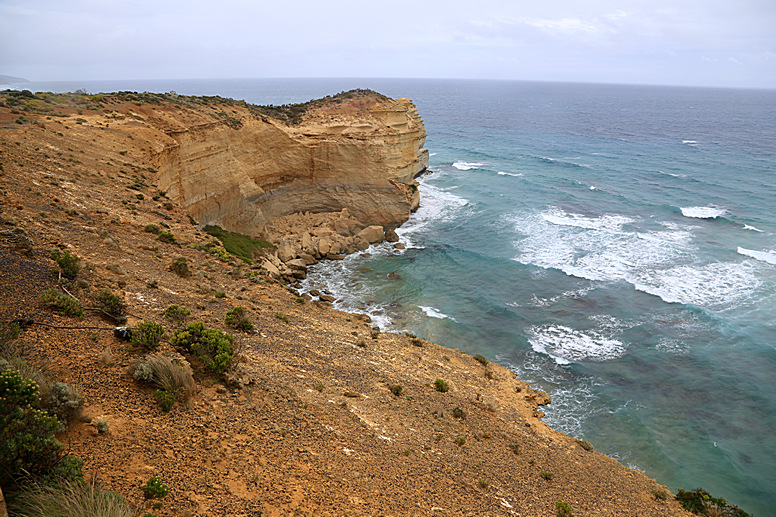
0, 74, 29, 84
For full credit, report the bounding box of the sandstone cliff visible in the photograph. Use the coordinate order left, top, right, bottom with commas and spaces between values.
154, 90, 428, 240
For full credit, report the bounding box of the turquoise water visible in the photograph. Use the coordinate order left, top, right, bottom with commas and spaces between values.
18, 78, 776, 514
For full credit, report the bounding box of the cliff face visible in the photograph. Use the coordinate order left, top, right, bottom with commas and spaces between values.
154, 92, 428, 237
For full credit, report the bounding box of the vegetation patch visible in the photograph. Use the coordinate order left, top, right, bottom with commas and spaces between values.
39, 288, 83, 318
675, 488, 751, 516
94, 289, 125, 317
433, 379, 450, 393
555, 500, 574, 517
170, 322, 234, 375
49, 249, 81, 278
225, 306, 254, 332
203, 225, 273, 264
163, 304, 190, 325
131, 321, 165, 350
11, 479, 133, 517
169, 257, 191, 278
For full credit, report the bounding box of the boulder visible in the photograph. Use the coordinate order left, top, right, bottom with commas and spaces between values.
357, 225, 385, 245
385, 228, 400, 242
277, 242, 297, 263
299, 252, 317, 265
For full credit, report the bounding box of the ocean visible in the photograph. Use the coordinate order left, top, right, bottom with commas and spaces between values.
14, 77, 776, 514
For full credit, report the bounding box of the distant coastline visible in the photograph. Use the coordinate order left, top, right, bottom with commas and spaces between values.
0, 74, 29, 84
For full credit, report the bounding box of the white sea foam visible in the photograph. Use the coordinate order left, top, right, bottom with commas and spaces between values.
541, 207, 634, 232
527, 324, 625, 364
589, 186, 597, 190
452, 161, 483, 171
632, 261, 762, 309
682, 140, 699, 146
737, 247, 776, 265
418, 305, 456, 321
743, 224, 763, 232
497, 171, 523, 177
394, 180, 469, 241
680, 206, 727, 219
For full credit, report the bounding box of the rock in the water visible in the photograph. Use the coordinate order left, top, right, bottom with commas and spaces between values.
385, 228, 399, 242
356, 225, 385, 245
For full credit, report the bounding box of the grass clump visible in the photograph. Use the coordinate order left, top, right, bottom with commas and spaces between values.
225, 306, 253, 332
163, 304, 190, 325
49, 248, 80, 278
168, 257, 191, 278
555, 500, 574, 517
39, 288, 83, 318
433, 379, 450, 393
11, 479, 134, 517
541, 470, 554, 481
455, 436, 466, 446
478, 479, 490, 488
94, 289, 125, 317
154, 390, 175, 412
131, 353, 194, 403
388, 384, 403, 397
170, 322, 234, 375
274, 312, 289, 323
143, 224, 160, 234
203, 225, 274, 264
131, 321, 165, 350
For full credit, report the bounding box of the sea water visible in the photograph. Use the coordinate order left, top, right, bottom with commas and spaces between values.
17, 78, 776, 514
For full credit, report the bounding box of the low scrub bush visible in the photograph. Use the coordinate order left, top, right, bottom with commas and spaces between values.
170, 322, 234, 375
225, 306, 253, 332
42, 381, 84, 427
0, 369, 83, 493
94, 289, 125, 317
388, 384, 403, 397
143, 224, 160, 234
163, 304, 190, 325
131, 321, 165, 350
433, 379, 450, 393
141, 475, 169, 500
473, 353, 488, 366
168, 257, 191, 278
39, 288, 83, 318
555, 500, 574, 517
675, 488, 751, 516
49, 249, 81, 278
11, 478, 134, 517
156, 231, 177, 244
154, 390, 175, 412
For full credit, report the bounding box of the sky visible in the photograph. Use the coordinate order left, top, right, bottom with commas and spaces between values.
1, 0, 775, 89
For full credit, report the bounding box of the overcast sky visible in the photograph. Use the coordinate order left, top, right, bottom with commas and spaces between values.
1, 0, 774, 89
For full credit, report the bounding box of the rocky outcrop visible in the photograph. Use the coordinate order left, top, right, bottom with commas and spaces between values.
154, 90, 428, 244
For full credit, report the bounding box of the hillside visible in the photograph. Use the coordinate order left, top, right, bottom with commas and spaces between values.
0, 90, 694, 516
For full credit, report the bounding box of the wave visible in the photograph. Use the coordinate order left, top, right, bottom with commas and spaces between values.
541, 207, 634, 232
527, 324, 625, 364
534, 155, 592, 169
743, 225, 764, 232
511, 208, 762, 310
418, 305, 457, 321
497, 171, 523, 177
737, 247, 776, 265
452, 161, 484, 171
680, 206, 727, 219
395, 180, 469, 241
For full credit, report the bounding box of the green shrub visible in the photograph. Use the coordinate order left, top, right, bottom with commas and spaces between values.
156, 231, 176, 244
388, 384, 402, 397
555, 500, 574, 517
0, 369, 83, 492
478, 479, 489, 488
473, 353, 488, 366
225, 306, 253, 332
131, 321, 165, 350
168, 257, 191, 278
455, 436, 466, 446
541, 470, 554, 481
675, 488, 751, 516
39, 288, 83, 318
49, 249, 80, 278
140, 475, 169, 499
42, 381, 83, 427
214, 291, 226, 299
94, 289, 125, 317
433, 379, 450, 393
170, 322, 234, 375
163, 304, 190, 325
274, 312, 289, 323
452, 406, 466, 419
143, 224, 160, 234
11, 479, 133, 517
154, 390, 175, 412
